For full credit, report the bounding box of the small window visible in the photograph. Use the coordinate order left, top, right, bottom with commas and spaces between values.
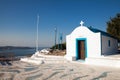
108, 40, 110, 47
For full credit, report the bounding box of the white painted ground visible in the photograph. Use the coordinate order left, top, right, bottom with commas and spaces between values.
0, 61, 120, 80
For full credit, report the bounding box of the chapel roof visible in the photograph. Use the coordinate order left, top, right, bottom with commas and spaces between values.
88, 27, 117, 39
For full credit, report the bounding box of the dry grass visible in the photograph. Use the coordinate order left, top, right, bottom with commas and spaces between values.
47, 50, 66, 56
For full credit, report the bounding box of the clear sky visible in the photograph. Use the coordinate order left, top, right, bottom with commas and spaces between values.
0, 0, 120, 47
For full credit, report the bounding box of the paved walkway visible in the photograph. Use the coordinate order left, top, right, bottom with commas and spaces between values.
0, 61, 120, 80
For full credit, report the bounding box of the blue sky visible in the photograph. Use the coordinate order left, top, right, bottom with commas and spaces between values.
0, 0, 120, 47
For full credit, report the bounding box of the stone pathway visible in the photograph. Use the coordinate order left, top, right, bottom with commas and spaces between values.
0, 61, 120, 80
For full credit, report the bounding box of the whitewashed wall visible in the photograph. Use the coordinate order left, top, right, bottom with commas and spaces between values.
87, 33, 101, 57
101, 35, 118, 55
65, 35, 76, 61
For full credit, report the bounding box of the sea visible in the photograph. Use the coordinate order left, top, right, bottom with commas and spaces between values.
0, 47, 49, 57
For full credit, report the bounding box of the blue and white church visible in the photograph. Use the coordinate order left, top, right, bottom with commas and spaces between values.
65, 21, 118, 61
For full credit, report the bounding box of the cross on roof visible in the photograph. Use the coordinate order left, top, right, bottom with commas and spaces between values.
80, 21, 84, 26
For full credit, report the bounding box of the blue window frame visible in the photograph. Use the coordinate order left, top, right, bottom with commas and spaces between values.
108, 40, 110, 47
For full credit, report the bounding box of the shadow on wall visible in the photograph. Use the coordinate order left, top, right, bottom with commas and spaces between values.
103, 49, 120, 56
118, 48, 120, 53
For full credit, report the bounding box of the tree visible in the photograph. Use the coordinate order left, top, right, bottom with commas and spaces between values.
107, 13, 120, 41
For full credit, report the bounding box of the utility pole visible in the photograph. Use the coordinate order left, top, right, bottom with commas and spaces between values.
36, 14, 39, 52
60, 33, 63, 50
54, 27, 57, 50
58, 32, 60, 50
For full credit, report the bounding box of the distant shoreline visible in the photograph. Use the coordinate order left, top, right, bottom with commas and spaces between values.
0, 46, 33, 50
0, 47, 50, 57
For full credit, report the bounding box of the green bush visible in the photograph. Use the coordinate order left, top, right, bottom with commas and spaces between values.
51, 42, 66, 50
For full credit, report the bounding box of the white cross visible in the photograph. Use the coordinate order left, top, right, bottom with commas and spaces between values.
80, 21, 84, 26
